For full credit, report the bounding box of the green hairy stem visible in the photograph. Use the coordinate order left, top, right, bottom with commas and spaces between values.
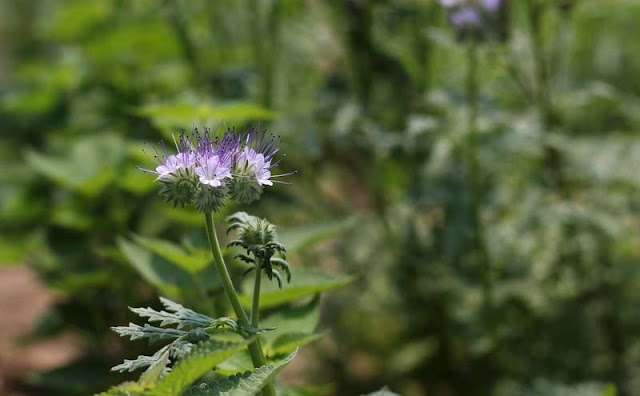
204, 212, 277, 396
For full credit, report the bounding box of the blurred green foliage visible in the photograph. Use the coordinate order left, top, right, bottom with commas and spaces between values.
2, 0, 640, 395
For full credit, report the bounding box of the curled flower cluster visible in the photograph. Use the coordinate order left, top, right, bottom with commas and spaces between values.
139, 128, 295, 210
440, 0, 506, 41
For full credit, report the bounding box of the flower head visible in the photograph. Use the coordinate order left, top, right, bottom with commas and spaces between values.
228, 129, 296, 204
237, 130, 281, 186
139, 132, 195, 181
193, 128, 238, 187
138, 126, 294, 210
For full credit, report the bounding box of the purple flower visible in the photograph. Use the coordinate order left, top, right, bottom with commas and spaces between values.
481, 0, 501, 12
195, 155, 232, 187
155, 155, 181, 178
224, 129, 296, 204
238, 129, 296, 186
236, 130, 278, 187
139, 126, 293, 209
450, 6, 482, 28
441, 0, 505, 40
193, 128, 238, 187
236, 147, 273, 186
441, 0, 502, 11
139, 133, 196, 181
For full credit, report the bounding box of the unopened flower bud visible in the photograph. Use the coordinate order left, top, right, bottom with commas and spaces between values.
158, 169, 197, 208
228, 176, 264, 204
194, 184, 227, 212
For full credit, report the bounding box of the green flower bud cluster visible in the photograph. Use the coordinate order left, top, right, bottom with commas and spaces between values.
226, 212, 291, 288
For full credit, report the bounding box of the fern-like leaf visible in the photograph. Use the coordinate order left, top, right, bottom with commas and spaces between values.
139, 347, 172, 387
130, 298, 217, 329
112, 344, 173, 373
112, 323, 187, 343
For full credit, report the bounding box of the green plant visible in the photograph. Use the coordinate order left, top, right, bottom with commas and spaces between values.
96, 128, 348, 395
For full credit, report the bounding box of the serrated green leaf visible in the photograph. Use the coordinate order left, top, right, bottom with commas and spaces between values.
186, 349, 297, 396
132, 234, 210, 274
214, 349, 254, 376
239, 270, 352, 309
146, 340, 251, 396
93, 381, 146, 396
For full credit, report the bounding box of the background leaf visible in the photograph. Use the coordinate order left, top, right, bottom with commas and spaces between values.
238, 270, 353, 309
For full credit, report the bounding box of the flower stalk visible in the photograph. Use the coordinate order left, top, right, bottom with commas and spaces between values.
464, 44, 494, 333
204, 211, 276, 396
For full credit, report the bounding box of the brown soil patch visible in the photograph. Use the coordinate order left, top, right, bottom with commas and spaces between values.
0, 267, 83, 395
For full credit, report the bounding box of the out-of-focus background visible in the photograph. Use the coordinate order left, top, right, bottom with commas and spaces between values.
1, 0, 640, 395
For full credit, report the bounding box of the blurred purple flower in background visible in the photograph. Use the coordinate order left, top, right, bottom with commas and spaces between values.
450, 6, 483, 28
440, 0, 505, 40
481, 0, 502, 12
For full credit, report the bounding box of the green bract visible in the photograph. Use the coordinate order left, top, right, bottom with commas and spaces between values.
158, 169, 197, 208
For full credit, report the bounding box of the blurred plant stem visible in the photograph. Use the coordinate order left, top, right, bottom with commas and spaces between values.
413, 0, 435, 93
165, 0, 202, 83
335, 0, 414, 127
525, 0, 565, 189
465, 44, 494, 332
264, 0, 280, 109
526, 0, 551, 129
204, 212, 277, 396
250, 0, 280, 109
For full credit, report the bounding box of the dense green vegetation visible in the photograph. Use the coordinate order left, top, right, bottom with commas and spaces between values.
2, 0, 640, 395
